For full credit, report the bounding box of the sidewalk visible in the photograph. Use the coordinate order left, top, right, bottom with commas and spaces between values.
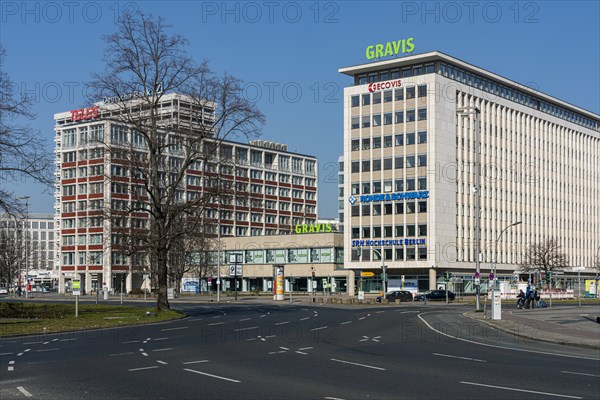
465, 305, 600, 350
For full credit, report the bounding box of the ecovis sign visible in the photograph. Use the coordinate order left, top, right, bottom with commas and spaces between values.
368, 79, 402, 93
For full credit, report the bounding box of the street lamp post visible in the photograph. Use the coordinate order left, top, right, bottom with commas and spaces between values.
372, 248, 386, 295
17, 196, 30, 299
491, 221, 522, 320
457, 106, 481, 311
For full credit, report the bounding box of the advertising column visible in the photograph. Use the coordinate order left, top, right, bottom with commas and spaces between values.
273, 265, 285, 301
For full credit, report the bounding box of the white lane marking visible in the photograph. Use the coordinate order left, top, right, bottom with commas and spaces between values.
212, 315, 222, 319
264, 335, 276, 339
234, 326, 258, 332
298, 347, 314, 351
207, 322, 224, 326
24, 349, 30, 352
418, 313, 599, 361
183, 368, 241, 383
246, 338, 258, 342
401, 310, 420, 314
42, 342, 49, 345
143, 341, 148, 344
142, 353, 149, 357
52, 339, 59, 342
146, 337, 151, 341
109, 352, 134, 357
459, 381, 582, 399
0, 353, 13, 356
188, 318, 203, 321
36, 348, 59, 352
9, 361, 15, 365
260, 314, 267, 318
161, 326, 188, 332
341, 321, 352, 325
59, 338, 76, 342
17, 353, 24, 357
154, 337, 168, 341
157, 360, 168, 365
324, 397, 346, 400
8, 366, 15, 371
239, 318, 252, 322
152, 348, 173, 352
274, 321, 290, 326
183, 360, 209, 365
375, 311, 385, 314
433, 353, 486, 363
279, 347, 290, 351
330, 358, 386, 371
358, 317, 366, 321
123, 340, 140, 344
139, 348, 144, 352
22, 342, 42, 345
17, 386, 33, 397
300, 317, 310, 321
295, 351, 308, 355
128, 366, 160, 372
311, 326, 328, 331
561, 370, 600, 378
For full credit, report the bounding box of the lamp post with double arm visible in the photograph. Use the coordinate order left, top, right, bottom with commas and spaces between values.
17, 196, 30, 298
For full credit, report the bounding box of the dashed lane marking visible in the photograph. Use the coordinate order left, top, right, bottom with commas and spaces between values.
183, 368, 241, 383
459, 381, 582, 399
17, 353, 24, 357
152, 348, 173, 352
330, 358, 386, 371
207, 322, 224, 326
154, 337, 168, 341
433, 353, 486, 363
341, 321, 352, 325
311, 326, 328, 331
239, 318, 252, 322
183, 360, 209, 365
0, 353, 13, 356
300, 317, 310, 321
274, 321, 290, 326
123, 340, 140, 344
22, 342, 42, 345
109, 352, 134, 357
157, 360, 168, 365
160, 326, 188, 332
128, 366, 160, 372
17, 386, 33, 397
561, 371, 600, 378
35, 348, 59, 352
234, 327, 259, 332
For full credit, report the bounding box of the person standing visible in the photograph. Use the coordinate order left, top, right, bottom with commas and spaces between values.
525, 284, 532, 309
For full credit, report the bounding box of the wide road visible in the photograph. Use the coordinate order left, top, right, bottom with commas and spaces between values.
1, 302, 598, 399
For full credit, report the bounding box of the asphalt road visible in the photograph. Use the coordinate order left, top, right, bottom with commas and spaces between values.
1, 302, 599, 399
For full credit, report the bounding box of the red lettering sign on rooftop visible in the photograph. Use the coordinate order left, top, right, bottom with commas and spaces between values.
70, 106, 99, 122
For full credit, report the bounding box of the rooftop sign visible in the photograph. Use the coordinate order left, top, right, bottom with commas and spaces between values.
366, 38, 415, 60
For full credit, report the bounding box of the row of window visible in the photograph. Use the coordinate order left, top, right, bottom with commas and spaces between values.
351, 155, 427, 173
351, 201, 428, 216
352, 131, 427, 150
352, 85, 427, 107
352, 224, 427, 238
355, 64, 435, 85
351, 247, 427, 261
351, 177, 427, 194
0, 221, 55, 230
351, 109, 427, 128
196, 248, 344, 265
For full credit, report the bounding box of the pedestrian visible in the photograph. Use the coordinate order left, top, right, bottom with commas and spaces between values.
529, 287, 536, 309
525, 285, 532, 309
17, 285, 22, 297
517, 289, 525, 309
534, 288, 541, 308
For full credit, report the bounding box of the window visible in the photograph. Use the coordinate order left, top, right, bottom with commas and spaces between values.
418, 131, 427, 143
372, 226, 381, 238
383, 90, 392, 103
372, 159, 381, 171
395, 88, 404, 101
406, 87, 415, 99
111, 125, 128, 143
383, 135, 392, 147
63, 185, 76, 196
406, 109, 415, 122
373, 181, 381, 193
395, 203, 404, 214
406, 248, 416, 260
351, 95, 360, 107
362, 160, 370, 172
373, 92, 381, 105
418, 247, 427, 260
351, 139, 360, 151
362, 226, 370, 238
384, 203, 393, 215
419, 201, 427, 213
406, 132, 416, 145
395, 179, 404, 192
406, 224, 416, 236
418, 224, 427, 236
362, 116, 371, 128
395, 134, 404, 146
395, 225, 404, 236
351, 116, 360, 129
351, 161, 360, 173
63, 151, 76, 163
418, 177, 427, 190
418, 108, 427, 121
418, 85, 427, 97
351, 205, 359, 216
395, 111, 404, 124
406, 178, 416, 190
362, 94, 370, 106
395, 156, 404, 169
418, 154, 427, 167
395, 248, 404, 261
383, 112, 392, 125
406, 202, 416, 214
383, 158, 392, 170
351, 183, 359, 195
372, 137, 381, 149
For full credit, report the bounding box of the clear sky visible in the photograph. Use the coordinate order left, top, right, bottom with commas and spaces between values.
2, 1, 599, 217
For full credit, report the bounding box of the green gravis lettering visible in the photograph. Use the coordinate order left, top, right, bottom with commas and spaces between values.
384, 42, 393, 57
365, 38, 415, 60
302, 224, 309, 233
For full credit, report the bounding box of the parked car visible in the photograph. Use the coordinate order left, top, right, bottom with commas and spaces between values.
414, 290, 455, 302
0, 286, 8, 295
376, 290, 413, 303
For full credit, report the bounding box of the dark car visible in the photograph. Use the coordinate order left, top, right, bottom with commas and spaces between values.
414, 290, 455, 302
376, 290, 413, 303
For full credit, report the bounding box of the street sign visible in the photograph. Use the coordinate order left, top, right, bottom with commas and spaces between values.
72, 280, 81, 296
474, 272, 480, 279
474, 278, 480, 285
229, 264, 243, 277
360, 272, 375, 277
489, 273, 495, 281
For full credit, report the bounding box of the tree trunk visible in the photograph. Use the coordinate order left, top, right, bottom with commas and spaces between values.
156, 249, 170, 311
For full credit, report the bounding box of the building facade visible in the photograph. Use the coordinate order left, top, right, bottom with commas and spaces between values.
54, 93, 318, 294
0, 213, 57, 288
340, 51, 600, 292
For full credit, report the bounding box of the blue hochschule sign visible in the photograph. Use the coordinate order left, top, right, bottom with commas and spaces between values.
352, 239, 426, 247
351, 191, 429, 204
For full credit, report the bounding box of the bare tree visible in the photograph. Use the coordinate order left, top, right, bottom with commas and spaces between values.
521, 238, 569, 286
0, 46, 53, 213
0, 218, 24, 289
88, 11, 264, 310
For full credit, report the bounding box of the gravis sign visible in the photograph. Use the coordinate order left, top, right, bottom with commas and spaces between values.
366, 38, 415, 60
295, 223, 333, 234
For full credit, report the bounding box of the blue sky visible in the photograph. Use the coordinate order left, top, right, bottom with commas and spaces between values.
2, 1, 599, 217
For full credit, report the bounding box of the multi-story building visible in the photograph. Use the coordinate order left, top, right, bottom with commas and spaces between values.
340, 51, 599, 292
53, 93, 318, 294
337, 155, 344, 233
0, 213, 57, 287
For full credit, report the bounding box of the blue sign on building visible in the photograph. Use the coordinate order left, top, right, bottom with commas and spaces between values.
358, 191, 429, 203
351, 239, 426, 247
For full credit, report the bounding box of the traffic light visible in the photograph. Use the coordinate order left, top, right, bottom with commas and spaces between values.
380, 273, 387, 281
444, 271, 452, 282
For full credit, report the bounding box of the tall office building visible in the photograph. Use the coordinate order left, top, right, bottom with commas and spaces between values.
54, 93, 318, 294
340, 51, 599, 292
